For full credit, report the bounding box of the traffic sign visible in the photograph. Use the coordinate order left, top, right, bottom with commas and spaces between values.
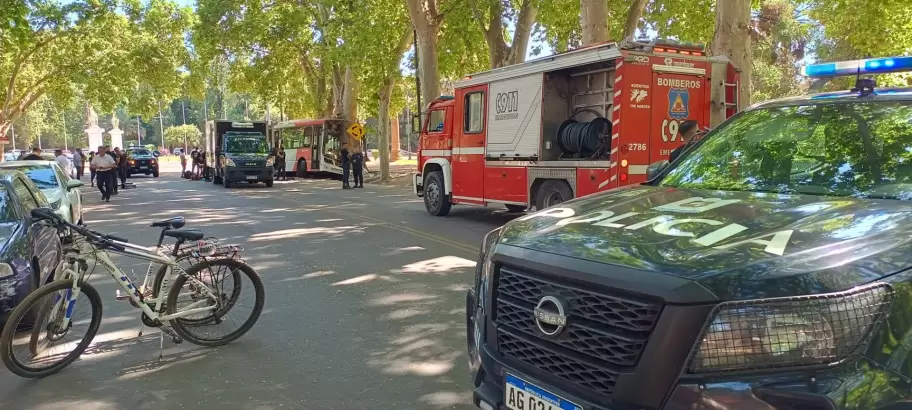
347, 123, 365, 140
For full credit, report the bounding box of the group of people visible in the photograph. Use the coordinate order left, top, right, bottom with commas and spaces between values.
86, 146, 130, 202
339, 142, 365, 189
180, 148, 208, 179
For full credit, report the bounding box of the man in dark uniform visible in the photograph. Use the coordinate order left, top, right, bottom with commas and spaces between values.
668, 120, 700, 163
340, 142, 351, 189
114, 147, 128, 189
351, 146, 364, 188
105, 145, 119, 194
275, 147, 286, 181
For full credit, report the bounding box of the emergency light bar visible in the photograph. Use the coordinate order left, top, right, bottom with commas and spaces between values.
803, 56, 912, 78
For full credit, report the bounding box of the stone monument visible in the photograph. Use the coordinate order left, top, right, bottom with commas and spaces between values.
108, 114, 124, 149
84, 104, 104, 150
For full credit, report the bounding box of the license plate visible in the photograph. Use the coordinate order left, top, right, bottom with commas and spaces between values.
139, 166, 147, 169
505, 374, 582, 410
246, 176, 258, 180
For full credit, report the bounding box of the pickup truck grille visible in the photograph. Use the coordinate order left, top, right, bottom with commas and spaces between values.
493, 266, 662, 398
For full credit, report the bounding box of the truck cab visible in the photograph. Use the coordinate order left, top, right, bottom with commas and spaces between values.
207, 121, 275, 188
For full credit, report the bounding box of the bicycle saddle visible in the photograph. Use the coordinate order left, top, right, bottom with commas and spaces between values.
163, 228, 204, 241
151, 216, 186, 229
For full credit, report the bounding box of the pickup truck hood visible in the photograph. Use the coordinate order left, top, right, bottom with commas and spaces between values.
499, 186, 912, 300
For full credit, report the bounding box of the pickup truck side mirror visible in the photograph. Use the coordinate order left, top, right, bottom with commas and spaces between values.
646, 160, 670, 181
411, 114, 420, 134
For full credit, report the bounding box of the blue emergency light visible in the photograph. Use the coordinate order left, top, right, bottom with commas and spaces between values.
804, 56, 912, 78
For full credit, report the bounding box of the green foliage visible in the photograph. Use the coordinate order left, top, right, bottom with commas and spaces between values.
163, 124, 202, 148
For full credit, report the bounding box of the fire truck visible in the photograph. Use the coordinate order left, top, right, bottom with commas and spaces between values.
412, 39, 740, 216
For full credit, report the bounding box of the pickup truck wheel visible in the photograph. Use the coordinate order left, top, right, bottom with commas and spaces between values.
224, 179, 231, 188
535, 180, 573, 210
152, 170, 159, 177
423, 171, 451, 216
265, 179, 274, 188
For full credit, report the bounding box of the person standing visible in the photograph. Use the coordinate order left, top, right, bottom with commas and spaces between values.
54, 149, 72, 175
275, 148, 286, 181
340, 142, 351, 189
190, 147, 199, 177
114, 147, 127, 189
351, 146, 364, 188
91, 146, 116, 202
180, 149, 187, 177
105, 146, 118, 195
21, 147, 42, 160
73, 149, 85, 179
88, 151, 96, 186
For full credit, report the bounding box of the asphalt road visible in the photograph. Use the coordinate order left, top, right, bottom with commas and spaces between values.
0, 167, 519, 410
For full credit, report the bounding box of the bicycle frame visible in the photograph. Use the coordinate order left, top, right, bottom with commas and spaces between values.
51, 236, 221, 331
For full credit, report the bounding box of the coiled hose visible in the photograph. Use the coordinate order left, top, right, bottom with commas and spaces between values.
556, 117, 611, 157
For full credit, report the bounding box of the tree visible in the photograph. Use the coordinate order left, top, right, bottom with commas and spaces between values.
1, 0, 195, 139
580, 0, 610, 44
163, 124, 202, 150
404, 0, 444, 107
711, 0, 753, 108
469, 0, 537, 68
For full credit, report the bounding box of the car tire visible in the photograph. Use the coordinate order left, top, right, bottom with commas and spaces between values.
265, 179, 274, 188
423, 171, 452, 216
224, 179, 231, 188
535, 180, 573, 210
152, 169, 159, 177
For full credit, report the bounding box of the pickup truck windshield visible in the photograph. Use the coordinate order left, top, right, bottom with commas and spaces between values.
128, 149, 151, 156
660, 101, 912, 200
225, 136, 268, 154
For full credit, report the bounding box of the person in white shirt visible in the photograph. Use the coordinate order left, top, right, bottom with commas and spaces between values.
90, 146, 116, 202
54, 149, 72, 176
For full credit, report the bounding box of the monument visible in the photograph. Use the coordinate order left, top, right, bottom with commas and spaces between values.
108, 114, 124, 149
84, 104, 104, 149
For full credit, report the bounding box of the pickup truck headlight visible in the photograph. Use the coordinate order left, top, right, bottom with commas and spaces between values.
266, 157, 275, 166
50, 199, 62, 210
0, 262, 14, 278
688, 283, 892, 374
224, 158, 236, 167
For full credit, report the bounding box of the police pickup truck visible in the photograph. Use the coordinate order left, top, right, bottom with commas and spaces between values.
467, 56, 912, 410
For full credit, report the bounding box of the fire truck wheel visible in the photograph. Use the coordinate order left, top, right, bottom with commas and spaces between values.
423, 171, 451, 216
535, 180, 573, 210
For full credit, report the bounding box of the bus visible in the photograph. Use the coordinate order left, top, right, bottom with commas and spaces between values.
271, 119, 349, 177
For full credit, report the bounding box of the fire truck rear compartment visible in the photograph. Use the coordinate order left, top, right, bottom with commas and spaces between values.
540, 62, 616, 162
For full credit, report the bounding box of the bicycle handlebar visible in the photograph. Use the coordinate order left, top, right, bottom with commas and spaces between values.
32, 208, 128, 252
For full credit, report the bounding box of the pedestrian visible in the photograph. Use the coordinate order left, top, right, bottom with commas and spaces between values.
668, 120, 700, 162
351, 146, 364, 188
54, 149, 72, 175
90, 146, 116, 202
114, 147, 127, 189
105, 146, 119, 195
88, 151, 96, 186
21, 147, 42, 160
190, 147, 199, 176
180, 149, 187, 177
275, 147, 286, 181
340, 142, 351, 189
73, 148, 85, 180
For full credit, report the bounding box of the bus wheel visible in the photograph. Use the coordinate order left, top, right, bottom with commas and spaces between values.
296, 159, 307, 178
535, 180, 573, 210
423, 171, 451, 216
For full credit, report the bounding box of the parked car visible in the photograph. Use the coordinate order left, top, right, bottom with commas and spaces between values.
0, 170, 63, 321
125, 146, 160, 177
0, 161, 84, 224
4, 150, 24, 162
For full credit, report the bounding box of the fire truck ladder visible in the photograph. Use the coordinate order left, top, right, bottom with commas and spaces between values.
724, 80, 740, 111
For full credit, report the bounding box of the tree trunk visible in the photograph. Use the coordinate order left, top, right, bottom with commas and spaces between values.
712, 0, 752, 108
378, 82, 392, 181
342, 66, 359, 147
414, 23, 440, 110
623, 0, 648, 40
331, 65, 345, 118
474, 0, 536, 69
391, 116, 400, 161
0, 122, 10, 145
580, 0, 609, 45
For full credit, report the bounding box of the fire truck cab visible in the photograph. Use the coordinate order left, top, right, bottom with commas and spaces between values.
413, 39, 740, 216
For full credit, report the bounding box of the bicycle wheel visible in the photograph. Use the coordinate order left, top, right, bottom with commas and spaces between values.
166, 258, 264, 347
0, 280, 102, 378
151, 260, 243, 325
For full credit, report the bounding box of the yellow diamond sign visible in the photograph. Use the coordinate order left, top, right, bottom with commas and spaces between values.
347, 123, 365, 140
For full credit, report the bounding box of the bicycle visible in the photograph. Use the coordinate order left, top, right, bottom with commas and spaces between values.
0, 208, 266, 378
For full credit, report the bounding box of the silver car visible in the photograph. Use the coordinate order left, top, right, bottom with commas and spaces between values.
0, 161, 84, 224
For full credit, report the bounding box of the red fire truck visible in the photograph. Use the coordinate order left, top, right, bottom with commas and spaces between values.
412, 39, 741, 216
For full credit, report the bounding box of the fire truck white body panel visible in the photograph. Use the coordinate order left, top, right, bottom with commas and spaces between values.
487, 75, 544, 159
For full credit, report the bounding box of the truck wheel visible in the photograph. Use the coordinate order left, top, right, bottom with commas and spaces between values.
423, 171, 452, 216
296, 159, 307, 178
265, 179, 274, 187
535, 180, 573, 210
152, 169, 159, 177
224, 179, 231, 188
505, 204, 527, 213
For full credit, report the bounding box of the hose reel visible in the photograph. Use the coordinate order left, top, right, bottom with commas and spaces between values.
555, 117, 611, 158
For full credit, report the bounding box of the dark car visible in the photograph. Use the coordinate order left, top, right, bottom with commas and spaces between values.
0, 170, 62, 320
468, 57, 912, 410
125, 147, 160, 177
